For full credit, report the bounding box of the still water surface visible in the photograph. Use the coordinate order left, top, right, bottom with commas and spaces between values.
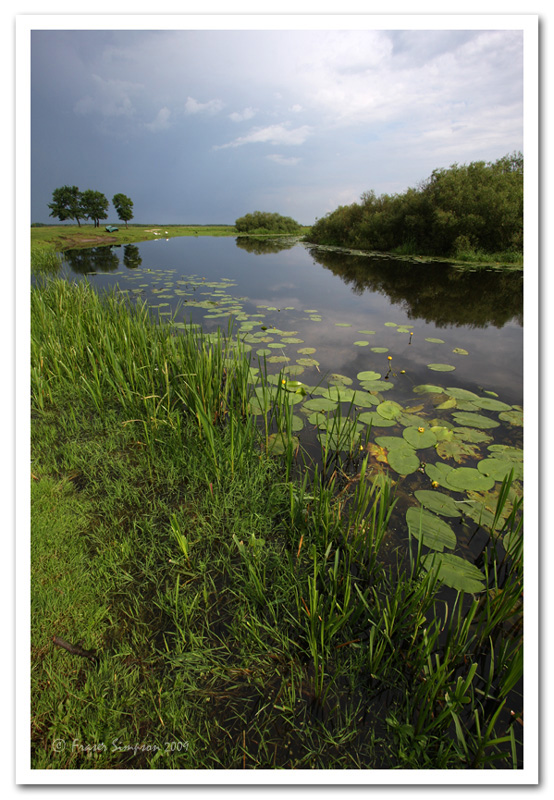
60, 235, 523, 406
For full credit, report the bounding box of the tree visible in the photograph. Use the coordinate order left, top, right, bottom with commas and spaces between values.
235, 211, 301, 234
112, 193, 134, 228
81, 190, 109, 228
48, 185, 85, 227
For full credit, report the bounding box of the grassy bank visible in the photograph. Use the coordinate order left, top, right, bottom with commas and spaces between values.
30, 277, 523, 770
30, 224, 239, 253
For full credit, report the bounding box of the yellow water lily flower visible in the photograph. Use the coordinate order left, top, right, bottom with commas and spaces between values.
418, 427, 425, 433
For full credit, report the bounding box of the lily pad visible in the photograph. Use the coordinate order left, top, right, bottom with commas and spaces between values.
477, 458, 523, 482
422, 553, 486, 593
425, 461, 456, 489
425, 337, 445, 344
427, 363, 456, 372
402, 426, 437, 449
266, 433, 299, 456
354, 341, 370, 346
446, 467, 495, 492
371, 347, 389, 353
297, 357, 320, 367
451, 412, 500, 429
387, 445, 421, 476
472, 397, 512, 412
414, 490, 463, 518
297, 347, 316, 355
436, 439, 480, 464
498, 410, 523, 426
360, 380, 395, 392
452, 348, 469, 355
446, 387, 481, 401
377, 400, 403, 420
357, 330, 376, 335
487, 444, 523, 461
358, 411, 396, 428
303, 397, 339, 413
406, 507, 457, 552
328, 373, 354, 386
453, 427, 493, 444
335, 322, 352, 327
413, 384, 444, 395
357, 370, 381, 382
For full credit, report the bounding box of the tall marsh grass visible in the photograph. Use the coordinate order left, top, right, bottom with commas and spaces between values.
30, 279, 523, 769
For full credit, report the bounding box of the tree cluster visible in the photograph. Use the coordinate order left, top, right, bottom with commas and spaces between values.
309, 153, 523, 259
48, 186, 134, 228
235, 211, 302, 235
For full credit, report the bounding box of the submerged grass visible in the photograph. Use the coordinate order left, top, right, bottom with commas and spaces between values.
30, 278, 523, 770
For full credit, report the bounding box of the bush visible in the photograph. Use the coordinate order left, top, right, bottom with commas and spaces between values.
235, 211, 302, 234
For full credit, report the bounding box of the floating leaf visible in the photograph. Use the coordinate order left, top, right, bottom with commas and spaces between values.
375, 436, 408, 450
282, 364, 305, 377
281, 337, 304, 344
358, 411, 396, 428
446, 467, 495, 492
371, 347, 389, 353
436, 397, 457, 410
335, 322, 352, 327
472, 397, 512, 411
413, 384, 444, 394
453, 427, 493, 444
445, 387, 480, 401
477, 458, 523, 482
414, 490, 463, 518
425, 461, 456, 489
297, 357, 320, 367
430, 426, 455, 442
354, 341, 370, 346
498, 410, 523, 426
406, 507, 457, 552
357, 370, 381, 382
487, 444, 523, 461
328, 373, 354, 386
452, 348, 469, 355
384, 322, 398, 327
436, 439, 480, 464
357, 330, 376, 335
422, 553, 486, 593
360, 380, 395, 392
303, 397, 338, 413
425, 337, 445, 344
266, 433, 299, 455
297, 347, 316, 355
256, 348, 272, 356
377, 400, 403, 420
427, 363, 456, 372
451, 412, 500, 429
402, 426, 437, 449
387, 445, 421, 475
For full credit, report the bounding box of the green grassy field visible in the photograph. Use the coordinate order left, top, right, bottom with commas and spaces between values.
30, 276, 523, 770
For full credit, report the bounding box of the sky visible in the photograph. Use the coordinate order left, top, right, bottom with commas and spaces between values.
30, 23, 525, 226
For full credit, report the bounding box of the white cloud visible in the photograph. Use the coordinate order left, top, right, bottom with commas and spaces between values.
144, 107, 171, 132
267, 154, 301, 166
184, 96, 224, 115
229, 107, 256, 122
215, 123, 312, 150
290, 104, 302, 113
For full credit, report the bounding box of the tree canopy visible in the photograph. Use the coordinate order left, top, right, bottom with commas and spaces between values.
235, 211, 302, 235
112, 193, 134, 228
48, 185, 85, 227
309, 153, 523, 260
47, 186, 133, 228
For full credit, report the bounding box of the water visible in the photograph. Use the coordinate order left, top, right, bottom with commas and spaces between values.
59, 235, 523, 407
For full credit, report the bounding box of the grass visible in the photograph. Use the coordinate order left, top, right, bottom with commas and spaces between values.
30, 224, 311, 254
30, 275, 524, 770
